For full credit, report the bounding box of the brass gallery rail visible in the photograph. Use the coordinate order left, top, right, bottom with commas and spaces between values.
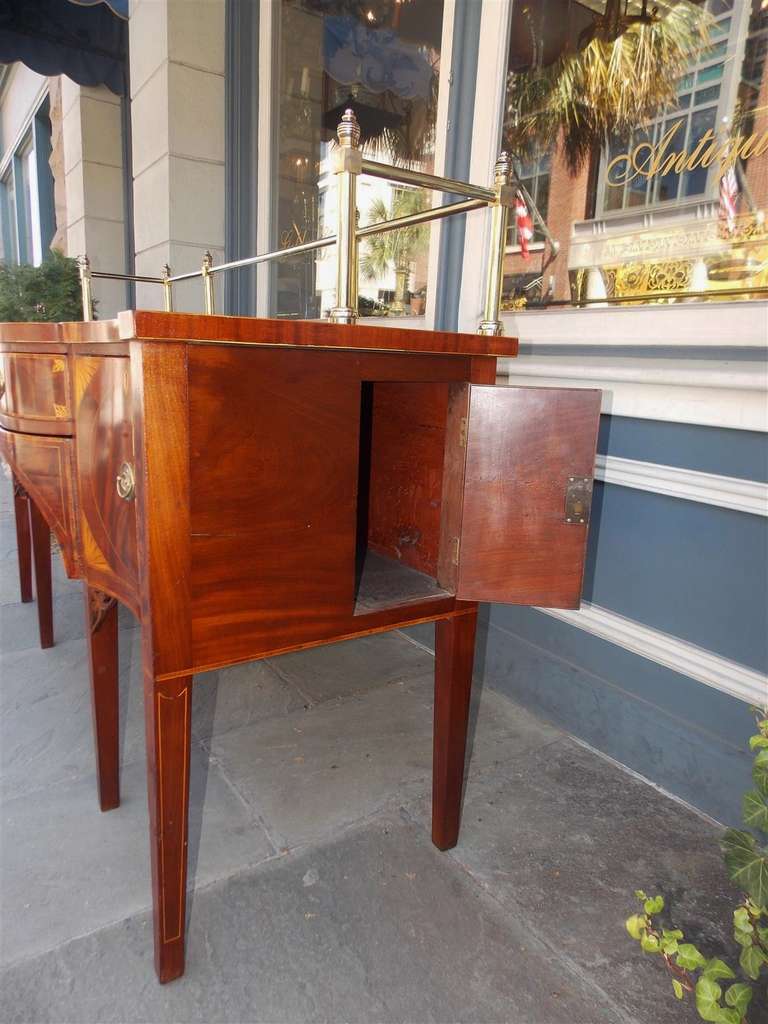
77, 109, 547, 338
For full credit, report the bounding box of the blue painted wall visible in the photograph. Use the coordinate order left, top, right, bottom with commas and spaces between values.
408, 412, 766, 827
599, 415, 768, 482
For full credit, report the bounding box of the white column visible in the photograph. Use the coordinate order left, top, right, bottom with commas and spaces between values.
455, 0, 512, 334
60, 78, 127, 317
129, 0, 225, 312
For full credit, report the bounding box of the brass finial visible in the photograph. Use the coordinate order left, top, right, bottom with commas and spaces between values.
77, 254, 90, 273
337, 108, 361, 149
202, 250, 213, 271
494, 151, 512, 186
161, 263, 173, 312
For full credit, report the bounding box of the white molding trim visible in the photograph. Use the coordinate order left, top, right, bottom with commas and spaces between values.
498, 356, 768, 431
595, 454, 768, 517
502, 300, 768, 348
538, 602, 768, 707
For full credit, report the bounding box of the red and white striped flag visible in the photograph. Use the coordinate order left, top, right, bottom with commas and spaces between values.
515, 192, 534, 258
719, 167, 738, 235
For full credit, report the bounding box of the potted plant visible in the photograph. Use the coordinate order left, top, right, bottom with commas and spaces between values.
0, 249, 87, 322
360, 189, 428, 316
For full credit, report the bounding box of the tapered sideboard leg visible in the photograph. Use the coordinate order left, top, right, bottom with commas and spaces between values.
85, 587, 120, 811
432, 608, 478, 851
12, 476, 33, 604
28, 498, 53, 649
144, 667, 193, 984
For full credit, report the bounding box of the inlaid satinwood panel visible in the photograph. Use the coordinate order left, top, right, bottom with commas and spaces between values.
0, 429, 79, 576
74, 355, 139, 611
0, 353, 72, 431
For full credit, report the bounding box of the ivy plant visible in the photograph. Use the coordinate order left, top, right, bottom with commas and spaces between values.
626, 710, 768, 1023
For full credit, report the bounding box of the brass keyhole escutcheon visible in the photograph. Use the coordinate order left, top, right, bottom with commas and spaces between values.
116, 461, 136, 501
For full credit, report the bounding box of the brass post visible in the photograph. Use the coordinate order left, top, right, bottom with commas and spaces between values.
78, 255, 93, 322
478, 151, 513, 337
162, 263, 173, 312
202, 250, 215, 314
329, 109, 361, 325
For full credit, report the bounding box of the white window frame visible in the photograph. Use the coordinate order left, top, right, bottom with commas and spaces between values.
0, 84, 52, 267
456, 0, 512, 333
254, 0, 460, 328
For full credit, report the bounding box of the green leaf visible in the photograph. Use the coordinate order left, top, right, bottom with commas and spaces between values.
641, 933, 661, 953
744, 789, 768, 832
695, 977, 724, 1022
634, 889, 647, 901
662, 928, 684, 940
714, 1010, 741, 1024
757, 924, 768, 943
702, 958, 735, 981
753, 750, 768, 799
661, 937, 679, 955
724, 982, 753, 1016
644, 895, 664, 915
750, 736, 768, 750
733, 907, 751, 930
733, 928, 754, 948
677, 943, 707, 971
738, 943, 767, 981
721, 829, 768, 906
625, 914, 646, 940
672, 978, 684, 1000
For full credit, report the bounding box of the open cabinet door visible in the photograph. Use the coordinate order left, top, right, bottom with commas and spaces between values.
438, 384, 601, 609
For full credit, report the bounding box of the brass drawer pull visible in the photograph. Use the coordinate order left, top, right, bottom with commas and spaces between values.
116, 461, 136, 501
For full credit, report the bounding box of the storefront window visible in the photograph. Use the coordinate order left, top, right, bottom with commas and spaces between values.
273, 0, 444, 319
500, 0, 768, 310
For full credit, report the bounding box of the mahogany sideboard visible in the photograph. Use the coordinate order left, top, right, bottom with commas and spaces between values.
0, 311, 601, 983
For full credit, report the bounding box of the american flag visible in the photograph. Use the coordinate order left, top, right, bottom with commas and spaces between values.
515, 192, 534, 259
719, 167, 738, 236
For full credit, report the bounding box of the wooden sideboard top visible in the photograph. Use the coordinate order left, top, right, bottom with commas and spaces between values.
0, 311, 518, 358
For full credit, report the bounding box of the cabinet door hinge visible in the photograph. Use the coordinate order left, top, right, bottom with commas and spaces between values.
459, 417, 468, 448
452, 536, 460, 566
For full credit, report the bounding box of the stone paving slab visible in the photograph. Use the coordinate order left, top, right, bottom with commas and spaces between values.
0, 473, 749, 1023
0, 810, 625, 1024
405, 739, 755, 1024
207, 675, 559, 853
1, 742, 275, 968
0, 580, 138, 652
266, 630, 434, 705
1, 627, 145, 798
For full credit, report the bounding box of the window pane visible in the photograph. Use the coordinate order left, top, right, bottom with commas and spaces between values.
273, 0, 444, 319
2, 172, 18, 265
498, 0, 767, 310
683, 107, 717, 197
655, 117, 686, 202
697, 62, 724, 84
19, 141, 42, 265
693, 84, 721, 105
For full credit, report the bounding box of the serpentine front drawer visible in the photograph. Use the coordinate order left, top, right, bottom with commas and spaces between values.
0, 429, 79, 576
0, 352, 73, 434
